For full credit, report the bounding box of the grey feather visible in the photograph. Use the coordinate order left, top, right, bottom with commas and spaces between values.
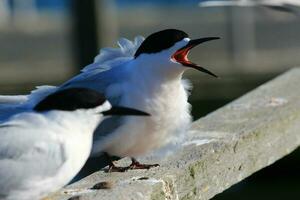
0, 115, 66, 197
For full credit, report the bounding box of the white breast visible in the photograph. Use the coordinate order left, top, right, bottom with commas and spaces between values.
101, 78, 191, 157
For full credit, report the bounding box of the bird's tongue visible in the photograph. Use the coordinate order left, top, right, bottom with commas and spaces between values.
172, 46, 191, 65
172, 39, 218, 78
172, 45, 218, 78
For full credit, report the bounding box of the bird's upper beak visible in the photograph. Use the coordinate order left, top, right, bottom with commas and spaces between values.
171, 37, 220, 78
102, 106, 150, 116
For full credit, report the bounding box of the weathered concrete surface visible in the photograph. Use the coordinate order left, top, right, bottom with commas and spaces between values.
51, 68, 300, 200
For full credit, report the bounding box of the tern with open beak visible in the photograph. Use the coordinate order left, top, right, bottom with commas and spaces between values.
0, 29, 220, 172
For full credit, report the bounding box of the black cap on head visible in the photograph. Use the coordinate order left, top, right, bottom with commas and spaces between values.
134, 29, 188, 58
34, 88, 106, 112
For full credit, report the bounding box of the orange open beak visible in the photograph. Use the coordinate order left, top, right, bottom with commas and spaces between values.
172, 37, 220, 78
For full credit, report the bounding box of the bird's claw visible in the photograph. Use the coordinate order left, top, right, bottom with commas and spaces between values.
105, 157, 159, 172
106, 165, 129, 173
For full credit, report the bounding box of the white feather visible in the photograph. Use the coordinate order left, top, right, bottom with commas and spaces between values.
0, 103, 106, 200
82, 36, 144, 73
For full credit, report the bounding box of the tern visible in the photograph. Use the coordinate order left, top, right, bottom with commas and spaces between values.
0, 87, 149, 200
0, 29, 219, 172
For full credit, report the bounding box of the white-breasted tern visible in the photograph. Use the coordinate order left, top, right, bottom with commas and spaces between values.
0, 87, 149, 200
0, 29, 219, 172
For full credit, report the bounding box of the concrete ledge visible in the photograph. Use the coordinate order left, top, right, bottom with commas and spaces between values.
52, 68, 300, 200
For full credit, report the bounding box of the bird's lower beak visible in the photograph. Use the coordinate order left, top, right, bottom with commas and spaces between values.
172, 37, 220, 78
102, 106, 150, 116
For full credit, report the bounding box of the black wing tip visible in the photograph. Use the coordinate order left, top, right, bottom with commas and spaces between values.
102, 106, 150, 116
205, 36, 221, 41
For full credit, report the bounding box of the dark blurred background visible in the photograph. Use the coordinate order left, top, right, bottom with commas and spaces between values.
0, 0, 299, 199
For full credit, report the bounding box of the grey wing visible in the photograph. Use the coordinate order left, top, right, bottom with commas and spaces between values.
0, 122, 66, 196
59, 58, 128, 101
0, 95, 30, 121
0, 105, 29, 122
0, 86, 58, 122
0, 95, 28, 104
0, 86, 57, 106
